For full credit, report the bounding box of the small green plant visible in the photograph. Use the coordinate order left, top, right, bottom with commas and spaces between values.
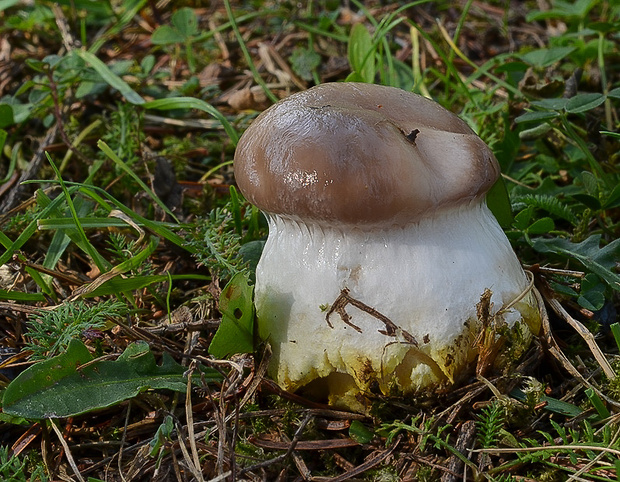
477, 400, 507, 449
25, 299, 126, 360
0, 445, 48, 482
188, 187, 264, 280
150, 8, 200, 72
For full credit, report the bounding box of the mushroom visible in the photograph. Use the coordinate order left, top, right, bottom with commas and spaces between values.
233, 82, 542, 411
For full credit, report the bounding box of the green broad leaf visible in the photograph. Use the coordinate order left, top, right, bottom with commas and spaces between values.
486, 177, 513, 228
514, 111, 559, 124
75, 80, 107, 99
550, 281, 578, 298
74, 50, 145, 105
578, 289, 605, 312
510, 388, 582, 417
585, 387, 610, 419
532, 235, 620, 291
526, 0, 595, 21
603, 183, 620, 209
349, 420, 374, 444
578, 273, 606, 311
0, 104, 14, 128
526, 217, 554, 235
0, 129, 6, 156
572, 193, 601, 210
151, 25, 186, 45
290, 47, 321, 81
530, 98, 569, 111
580, 171, 599, 196
149, 415, 174, 456
565, 93, 606, 114
0, 0, 20, 12
171, 8, 198, 39
347, 23, 375, 83
239, 240, 265, 276
0, 412, 29, 426
2, 339, 220, 419
520, 47, 576, 68
151, 8, 198, 45
209, 272, 255, 359
513, 206, 534, 231
607, 87, 620, 100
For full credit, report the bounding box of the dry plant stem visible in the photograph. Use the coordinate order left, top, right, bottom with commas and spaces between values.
408, 453, 462, 480
175, 420, 204, 482
441, 420, 477, 482
313, 437, 401, 482
117, 402, 132, 482
212, 384, 227, 477
238, 413, 313, 477
0, 301, 43, 315
143, 319, 220, 335
567, 428, 620, 481
547, 296, 616, 379
435, 384, 488, 426
277, 430, 312, 480
538, 287, 620, 410
171, 449, 183, 482
185, 363, 204, 482
476, 443, 620, 458
229, 394, 241, 481
12, 255, 88, 285
238, 344, 271, 410
530, 265, 585, 278
206, 471, 232, 482
49, 419, 86, 482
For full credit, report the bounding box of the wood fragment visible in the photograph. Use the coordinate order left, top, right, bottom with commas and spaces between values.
440, 420, 477, 482
326, 288, 419, 347
546, 296, 616, 379
311, 436, 401, 482
248, 436, 359, 451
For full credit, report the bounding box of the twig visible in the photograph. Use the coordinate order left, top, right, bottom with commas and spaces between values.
49, 419, 86, 482
185, 363, 205, 482
567, 428, 620, 481
537, 286, 620, 410
475, 443, 620, 457
142, 319, 220, 335
441, 420, 477, 482
547, 296, 616, 379
326, 288, 419, 347
313, 436, 401, 482
117, 401, 131, 482
238, 413, 313, 476
175, 420, 205, 482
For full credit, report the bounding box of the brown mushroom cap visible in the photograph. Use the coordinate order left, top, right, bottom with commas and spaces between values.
233, 82, 500, 226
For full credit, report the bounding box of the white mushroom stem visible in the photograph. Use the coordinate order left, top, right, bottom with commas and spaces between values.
255, 201, 540, 406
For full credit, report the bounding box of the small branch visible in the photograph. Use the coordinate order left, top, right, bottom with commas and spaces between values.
547, 296, 616, 379
49, 419, 86, 482
238, 413, 313, 476
537, 286, 620, 410
326, 288, 419, 347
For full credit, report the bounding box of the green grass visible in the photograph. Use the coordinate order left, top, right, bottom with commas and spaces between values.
0, 0, 619, 480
